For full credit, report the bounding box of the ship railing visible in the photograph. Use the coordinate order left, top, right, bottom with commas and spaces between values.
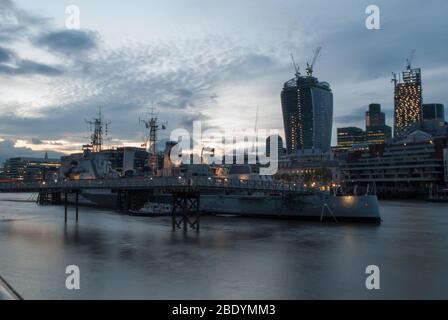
0, 176, 307, 193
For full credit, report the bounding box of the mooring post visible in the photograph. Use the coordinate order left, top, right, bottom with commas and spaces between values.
196, 195, 200, 233
75, 192, 79, 222
183, 196, 188, 231
172, 196, 176, 231
64, 192, 68, 223
123, 190, 129, 213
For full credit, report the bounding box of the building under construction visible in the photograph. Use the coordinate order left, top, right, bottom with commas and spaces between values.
281, 48, 333, 154
393, 52, 423, 138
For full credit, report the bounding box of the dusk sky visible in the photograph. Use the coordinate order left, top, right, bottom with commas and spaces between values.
0, 0, 447, 162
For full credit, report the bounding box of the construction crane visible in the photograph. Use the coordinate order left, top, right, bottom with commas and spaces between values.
306, 46, 322, 77
290, 53, 300, 77
406, 49, 415, 70
391, 72, 398, 88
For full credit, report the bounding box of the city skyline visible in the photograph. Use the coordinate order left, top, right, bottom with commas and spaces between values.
1, 0, 448, 164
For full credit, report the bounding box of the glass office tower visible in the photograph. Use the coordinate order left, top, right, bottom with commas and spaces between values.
281, 74, 333, 154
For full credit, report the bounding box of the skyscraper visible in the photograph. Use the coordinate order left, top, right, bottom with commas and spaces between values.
393, 66, 422, 138
266, 135, 285, 157
281, 73, 333, 154
422, 103, 445, 122
365, 103, 392, 144
366, 103, 385, 127
420, 103, 448, 136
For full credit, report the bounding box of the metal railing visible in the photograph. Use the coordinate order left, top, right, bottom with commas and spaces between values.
0, 176, 308, 194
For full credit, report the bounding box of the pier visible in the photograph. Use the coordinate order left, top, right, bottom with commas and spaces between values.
0, 177, 310, 231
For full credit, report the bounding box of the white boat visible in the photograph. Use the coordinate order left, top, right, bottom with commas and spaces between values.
129, 202, 172, 216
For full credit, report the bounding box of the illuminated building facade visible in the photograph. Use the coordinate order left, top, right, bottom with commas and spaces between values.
342, 131, 448, 198
366, 126, 392, 144
335, 104, 392, 151
393, 67, 422, 138
365, 103, 392, 144
281, 75, 333, 154
336, 127, 366, 150
277, 149, 341, 184
3, 156, 61, 181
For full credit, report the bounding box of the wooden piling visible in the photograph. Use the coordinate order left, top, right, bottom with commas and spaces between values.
75, 192, 79, 222
64, 192, 68, 223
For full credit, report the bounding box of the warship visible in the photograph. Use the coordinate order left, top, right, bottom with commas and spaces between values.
60, 150, 381, 222
59, 109, 381, 222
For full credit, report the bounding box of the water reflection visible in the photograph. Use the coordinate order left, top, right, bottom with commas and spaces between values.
0, 194, 447, 299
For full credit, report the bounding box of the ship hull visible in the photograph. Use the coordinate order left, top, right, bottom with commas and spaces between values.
68, 189, 117, 208
199, 194, 381, 222
70, 190, 381, 222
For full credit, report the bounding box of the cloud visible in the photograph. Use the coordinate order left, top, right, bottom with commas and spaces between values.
0, 139, 64, 165
334, 113, 365, 125
334, 106, 394, 126
0, 35, 280, 146
0, 60, 62, 76
35, 30, 99, 55
315, 0, 448, 83
0, 46, 63, 76
31, 138, 43, 145
0, 0, 49, 43
0, 47, 13, 63
1, 0, 447, 151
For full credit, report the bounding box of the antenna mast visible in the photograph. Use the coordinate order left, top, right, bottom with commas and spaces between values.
85, 106, 111, 153
140, 107, 166, 175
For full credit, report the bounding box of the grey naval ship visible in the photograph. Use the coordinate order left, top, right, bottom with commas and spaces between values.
60, 148, 381, 223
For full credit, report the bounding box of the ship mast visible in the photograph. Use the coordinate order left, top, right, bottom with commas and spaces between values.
84, 107, 111, 153
140, 107, 166, 175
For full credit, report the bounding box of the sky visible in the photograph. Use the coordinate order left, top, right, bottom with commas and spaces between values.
0, 0, 447, 163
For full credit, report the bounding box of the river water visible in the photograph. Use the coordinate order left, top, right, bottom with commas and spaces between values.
0, 193, 447, 299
